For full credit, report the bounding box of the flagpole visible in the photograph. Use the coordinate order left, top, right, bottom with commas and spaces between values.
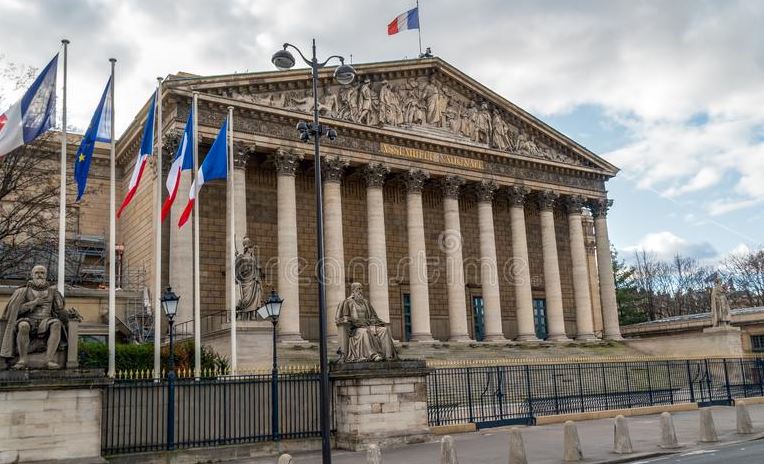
153, 78, 163, 380
192, 92, 201, 378
227, 106, 237, 374
57, 39, 69, 295
416, 0, 422, 57
108, 58, 117, 378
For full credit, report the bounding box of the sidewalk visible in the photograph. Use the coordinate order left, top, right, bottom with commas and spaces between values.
249, 404, 764, 463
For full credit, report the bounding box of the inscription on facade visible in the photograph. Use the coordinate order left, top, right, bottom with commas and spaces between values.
379, 143, 484, 170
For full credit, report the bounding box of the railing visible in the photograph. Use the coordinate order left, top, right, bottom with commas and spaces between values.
427, 357, 764, 428
101, 372, 325, 455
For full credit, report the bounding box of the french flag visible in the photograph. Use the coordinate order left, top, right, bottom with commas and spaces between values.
117, 92, 156, 218
178, 117, 228, 228
160, 109, 194, 221
0, 54, 58, 158
387, 6, 419, 35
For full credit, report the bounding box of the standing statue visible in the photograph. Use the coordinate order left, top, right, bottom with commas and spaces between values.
710, 276, 732, 327
491, 109, 510, 150
424, 76, 442, 126
0, 265, 68, 369
475, 103, 493, 144
356, 78, 373, 125
462, 102, 478, 140
335, 283, 397, 362
235, 237, 264, 316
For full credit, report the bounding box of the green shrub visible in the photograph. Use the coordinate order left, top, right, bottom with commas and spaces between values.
78, 340, 229, 374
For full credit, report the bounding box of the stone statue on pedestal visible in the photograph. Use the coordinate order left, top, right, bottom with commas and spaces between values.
235, 236, 264, 317
711, 276, 732, 327
0, 265, 79, 369
335, 283, 397, 362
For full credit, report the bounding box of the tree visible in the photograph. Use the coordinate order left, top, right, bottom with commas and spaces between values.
613, 247, 646, 324
722, 247, 764, 307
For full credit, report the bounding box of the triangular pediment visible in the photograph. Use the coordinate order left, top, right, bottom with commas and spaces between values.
166, 58, 618, 176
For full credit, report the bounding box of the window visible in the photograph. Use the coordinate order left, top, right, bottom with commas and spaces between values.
751, 335, 764, 352
402, 293, 412, 342
533, 298, 548, 340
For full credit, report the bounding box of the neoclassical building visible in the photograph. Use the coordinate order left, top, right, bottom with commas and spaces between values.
115, 57, 622, 344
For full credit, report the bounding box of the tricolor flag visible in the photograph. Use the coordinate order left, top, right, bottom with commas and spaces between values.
160, 109, 194, 221
0, 54, 58, 159
117, 93, 156, 218
178, 117, 228, 228
387, 6, 419, 35
74, 77, 113, 201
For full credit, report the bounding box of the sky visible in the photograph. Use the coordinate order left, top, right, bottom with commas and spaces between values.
0, 0, 762, 262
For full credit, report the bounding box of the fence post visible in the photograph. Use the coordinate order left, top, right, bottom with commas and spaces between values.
576, 364, 585, 413
601, 363, 609, 410
723, 359, 732, 403
466, 368, 474, 424
433, 369, 442, 426
758, 358, 764, 396
739, 358, 748, 398
686, 360, 695, 403
666, 360, 674, 404
645, 361, 654, 406
552, 364, 560, 415
524, 364, 534, 423
496, 366, 505, 419
167, 375, 175, 450
624, 363, 632, 408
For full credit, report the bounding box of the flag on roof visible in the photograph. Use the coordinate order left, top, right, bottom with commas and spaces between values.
117, 92, 156, 218
178, 117, 228, 228
74, 77, 113, 201
387, 7, 419, 35
0, 54, 58, 158
161, 109, 194, 221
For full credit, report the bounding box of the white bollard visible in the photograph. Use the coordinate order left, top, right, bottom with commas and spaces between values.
613, 415, 633, 454
508, 427, 527, 464
366, 443, 383, 463
563, 421, 583, 462
441, 435, 459, 464
736, 400, 754, 435
699, 409, 719, 443
277, 454, 293, 464
659, 412, 681, 449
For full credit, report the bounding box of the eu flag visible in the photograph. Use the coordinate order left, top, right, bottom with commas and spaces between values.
74, 77, 113, 201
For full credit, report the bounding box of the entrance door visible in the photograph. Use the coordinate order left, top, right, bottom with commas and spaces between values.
402, 293, 412, 342
472, 296, 485, 342
533, 298, 548, 340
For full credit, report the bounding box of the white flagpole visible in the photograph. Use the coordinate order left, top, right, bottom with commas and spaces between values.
108, 58, 117, 378
153, 78, 163, 379
227, 106, 237, 374
417, 0, 422, 57
192, 92, 201, 378
57, 39, 69, 295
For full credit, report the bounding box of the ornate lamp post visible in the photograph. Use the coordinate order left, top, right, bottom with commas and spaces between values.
272, 39, 356, 463
160, 286, 180, 450
257, 289, 284, 442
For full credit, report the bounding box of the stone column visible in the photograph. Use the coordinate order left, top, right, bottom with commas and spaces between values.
322, 156, 349, 340
441, 176, 470, 342
507, 186, 539, 342
584, 214, 604, 336
274, 148, 304, 342
590, 198, 623, 340
476, 180, 505, 341
226, 145, 251, 315
364, 163, 391, 322
537, 190, 569, 342
167, 133, 194, 325
565, 195, 596, 341
405, 169, 434, 342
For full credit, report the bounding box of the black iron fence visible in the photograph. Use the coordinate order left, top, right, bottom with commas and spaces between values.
427, 357, 764, 429
102, 372, 324, 455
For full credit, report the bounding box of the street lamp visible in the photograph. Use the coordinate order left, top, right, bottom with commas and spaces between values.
160, 286, 180, 451
257, 289, 283, 441
271, 39, 356, 464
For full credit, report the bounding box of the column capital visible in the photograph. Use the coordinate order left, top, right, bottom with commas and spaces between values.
162, 129, 182, 159
233, 142, 254, 170
475, 180, 498, 203
321, 156, 349, 184
274, 148, 303, 177
589, 198, 614, 218
537, 190, 559, 211
364, 162, 390, 188
441, 175, 465, 199
564, 195, 586, 215
404, 169, 429, 193
506, 185, 530, 207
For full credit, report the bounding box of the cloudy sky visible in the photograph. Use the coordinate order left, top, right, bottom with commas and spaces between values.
1, 0, 762, 261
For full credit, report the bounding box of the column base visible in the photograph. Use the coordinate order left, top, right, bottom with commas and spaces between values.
483, 334, 508, 342
575, 333, 598, 342
604, 333, 624, 341
515, 334, 541, 343
547, 334, 571, 342
409, 334, 436, 343
278, 332, 307, 344
447, 335, 473, 343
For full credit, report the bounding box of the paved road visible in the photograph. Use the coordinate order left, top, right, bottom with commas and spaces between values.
635, 439, 764, 463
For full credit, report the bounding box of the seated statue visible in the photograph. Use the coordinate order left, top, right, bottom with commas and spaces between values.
335, 282, 397, 362
0, 265, 72, 369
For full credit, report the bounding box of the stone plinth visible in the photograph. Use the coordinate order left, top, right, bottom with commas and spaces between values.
0, 371, 109, 463
331, 360, 431, 450
203, 320, 275, 370
627, 325, 743, 357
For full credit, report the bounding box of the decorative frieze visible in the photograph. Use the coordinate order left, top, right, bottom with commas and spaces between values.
274, 148, 302, 177
364, 163, 390, 188
321, 156, 349, 184
440, 175, 465, 199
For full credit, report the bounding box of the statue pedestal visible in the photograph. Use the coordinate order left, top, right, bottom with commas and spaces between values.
702, 325, 743, 355
330, 360, 431, 451
203, 320, 275, 370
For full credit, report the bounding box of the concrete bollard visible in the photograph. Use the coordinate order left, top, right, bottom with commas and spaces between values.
563, 421, 583, 462
699, 409, 719, 443
277, 454, 293, 464
659, 412, 681, 449
366, 443, 383, 463
508, 427, 527, 464
736, 400, 754, 435
441, 435, 459, 464
613, 415, 633, 454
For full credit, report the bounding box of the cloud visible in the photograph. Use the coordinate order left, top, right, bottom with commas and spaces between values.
623, 231, 717, 261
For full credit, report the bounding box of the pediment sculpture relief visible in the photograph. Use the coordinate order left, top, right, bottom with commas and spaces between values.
233, 75, 588, 167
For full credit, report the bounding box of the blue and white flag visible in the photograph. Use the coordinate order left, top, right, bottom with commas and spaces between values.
0, 54, 58, 158
74, 77, 113, 201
